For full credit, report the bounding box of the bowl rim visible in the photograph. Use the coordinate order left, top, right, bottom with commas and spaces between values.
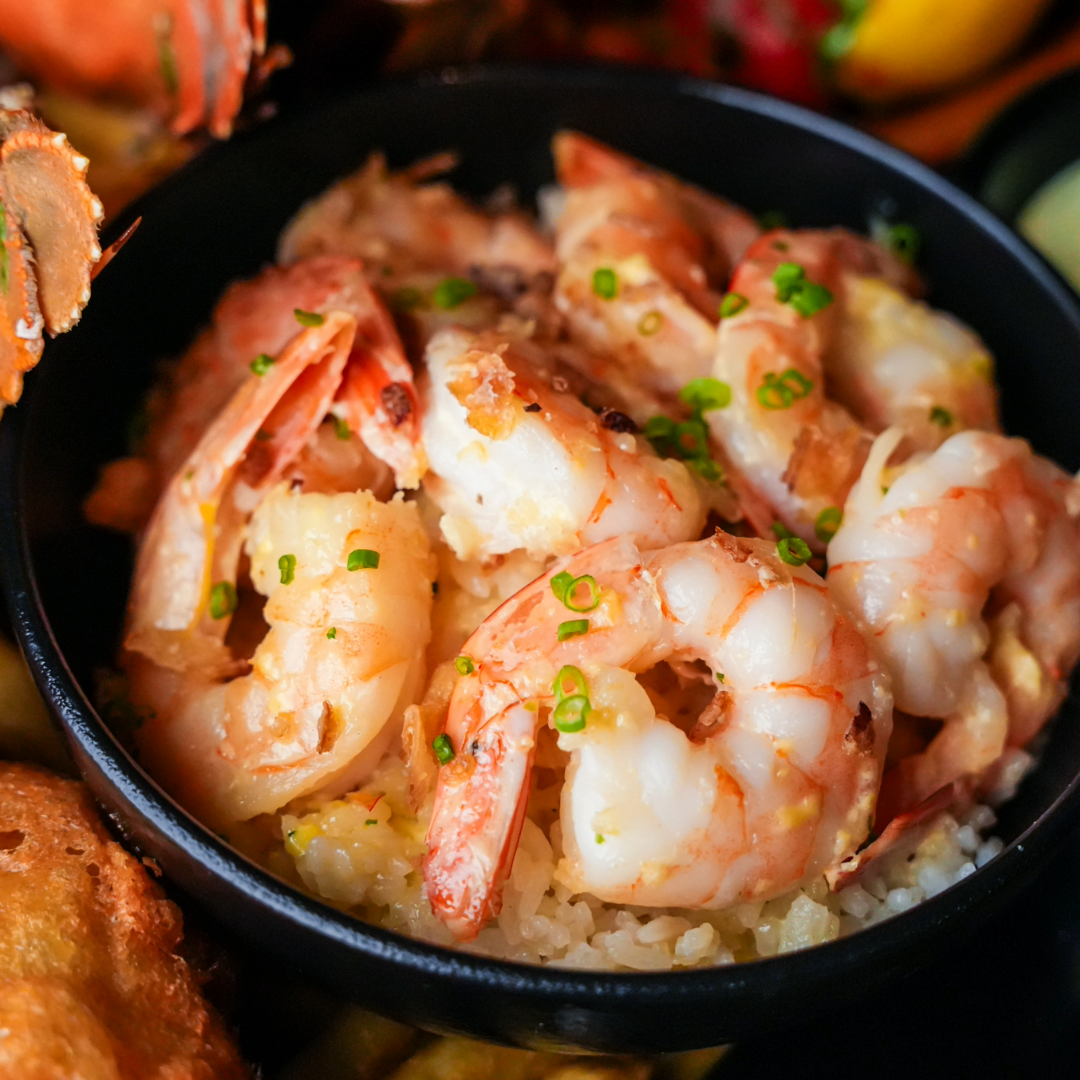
5, 61, 1080, 1011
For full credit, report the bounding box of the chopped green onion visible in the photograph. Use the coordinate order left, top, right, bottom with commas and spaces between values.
391, 286, 423, 312
689, 457, 722, 481
756, 368, 814, 410
882, 223, 921, 264
558, 619, 589, 642
209, 581, 237, 620
929, 405, 953, 427
553, 694, 590, 733
595, 833, 605, 844
454, 655, 475, 676
433, 277, 477, 310
592, 267, 618, 300
553, 665, 589, 703
679, 377, 732, 414
278, 553, 296, 585
294, 308, 325, 327
563, 575, 600, 613
771, 521, 795, 541
777, 537, 812, 566
643, 415, 677, 456
432, 733, 455, 765
250, 353, 275, 376
719, 292, 749, 319
771, 263, 834, 317
772, 262, 806, 301
638, 310, 664, 335
347, 548, 380, 571
815, 506, 843, 543
326, 627, 337, 640
675, 419, 709, 459
715, 672, 725, 683
550, 571, 575, 604
331, 414, 350, 440
365, 819, 378, 826
788, 281, 834, 318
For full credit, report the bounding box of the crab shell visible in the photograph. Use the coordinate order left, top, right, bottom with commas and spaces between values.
0, 110, 103, 406
0, 0, 267, 138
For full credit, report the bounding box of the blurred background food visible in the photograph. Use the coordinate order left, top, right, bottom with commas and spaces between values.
5, 1, 1080, 220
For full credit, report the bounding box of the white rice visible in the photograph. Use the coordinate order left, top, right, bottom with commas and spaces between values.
276, 749, 1016, 971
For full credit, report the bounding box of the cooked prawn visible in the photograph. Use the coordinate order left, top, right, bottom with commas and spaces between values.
827, 427, 1080, 823
125, 312, 436, 826
551, 131, 759, 402
85, 257, 426, 533
419, 325, 707, 562
424, 531, 891, 941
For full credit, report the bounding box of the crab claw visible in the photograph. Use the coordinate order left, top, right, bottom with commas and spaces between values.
0, 109, 103, 406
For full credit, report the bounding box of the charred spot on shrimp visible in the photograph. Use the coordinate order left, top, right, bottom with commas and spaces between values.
599, 408, 637, 433
380, 382, 412, 427
845, 703, 874, 752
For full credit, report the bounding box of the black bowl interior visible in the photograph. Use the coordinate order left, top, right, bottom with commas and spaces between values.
962, 68, 1080, 222
4, 66, 1080, 1053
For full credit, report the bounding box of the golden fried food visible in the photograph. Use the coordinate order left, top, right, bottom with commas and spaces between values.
0, 762, 249, 1080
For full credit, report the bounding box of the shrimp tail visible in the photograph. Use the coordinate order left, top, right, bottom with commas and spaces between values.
125, 311, 357, 675
424, 696, 539, 941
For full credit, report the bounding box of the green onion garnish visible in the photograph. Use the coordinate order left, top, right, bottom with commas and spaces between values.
638, 310, 663, 335
883, 223, 921, 264
679, 377, 732, 414
756, 368, 814, 410
432, 733, 455, 765
675, 418, 709, 459
563, 575, 600, 613
331, 414, 350, 440
433, 277, 477, 310
553, 665, 589, 703
716, 672, 725, 683
929, 405, 953, 427
327, 627, 337, 640
595, 833, 605, 844
347, 548, 380, 571
815, 506, 843, 543
550, 571, 575, 604
455, 655, 475, 676
278, 553, 296, 585
592, 267, 618, 300
209, 581, 237, 620
771, 521, 795, 541
558, 619, 589, 642
391, 286, 423, 312
771, 263, 833, 317
689, 457, 722, 481
643, 415, 677, 456
777, 537, 812, 566
294, 309, 325, 327
365, 819, 378, 826
553, 695, 591, 733
719, 292, 749, 319
250, 353, 275, 376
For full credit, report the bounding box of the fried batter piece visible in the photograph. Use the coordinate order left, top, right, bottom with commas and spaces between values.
0, 762, 249, 1080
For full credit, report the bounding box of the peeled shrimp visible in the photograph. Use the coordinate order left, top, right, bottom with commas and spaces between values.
709, 230, 877, 545
830, 274, 999, 452
419, 325, 706, 562
424, 531, 891, 941
551, 131, 759, 402
125, 313, 436, 826
827, 427, 1080, 823
278, 151, 556, 284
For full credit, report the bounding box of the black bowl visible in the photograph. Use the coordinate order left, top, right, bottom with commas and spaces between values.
4, 66, 1080, 1054
960, 67, 1080, 224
